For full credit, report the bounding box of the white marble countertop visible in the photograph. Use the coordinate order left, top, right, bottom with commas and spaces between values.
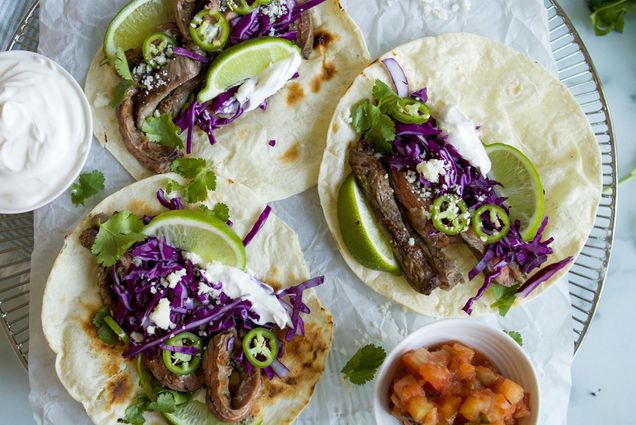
0, 0, 634, 423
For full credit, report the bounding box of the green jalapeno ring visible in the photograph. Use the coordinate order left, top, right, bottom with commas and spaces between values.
189, 10, 230, 52
142, 33, 177, 64
431, 194, 470, 236
388, 98, 430, 124
162, 332, 203, 376
103, 315, 129, 344
227, 0, 272, 14
471, 204, 511, 244
242, 328, 279, 369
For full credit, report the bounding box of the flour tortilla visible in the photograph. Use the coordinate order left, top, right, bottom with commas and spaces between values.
318, 33, 602, 317
85, 0, 369, 203
42, 174, 333, 425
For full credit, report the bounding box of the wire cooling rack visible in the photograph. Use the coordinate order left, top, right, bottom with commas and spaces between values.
0, 0, 617, 371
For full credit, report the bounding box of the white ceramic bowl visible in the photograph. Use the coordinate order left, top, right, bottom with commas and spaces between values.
374, 319, 540, 425
0, 51, 92, 214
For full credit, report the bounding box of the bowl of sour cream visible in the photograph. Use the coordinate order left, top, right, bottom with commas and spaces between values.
0, 51, 92, 213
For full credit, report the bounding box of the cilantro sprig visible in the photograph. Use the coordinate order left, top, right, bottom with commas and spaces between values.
91, 211, 146, 267
351, 93, 395, 154
70, 170, 105, 206
504, 330, 524, 346
142, 114, 184, 149
119, 391, 184, 424
490, 283, 520, 317
589, 0, 635, 35
167, 158, 217, 204
341, 344, 386, 385
111, 47, 137, 108
201, 203, 230, 222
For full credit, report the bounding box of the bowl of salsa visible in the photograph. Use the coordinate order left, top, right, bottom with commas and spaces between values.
374, 320, 539, 425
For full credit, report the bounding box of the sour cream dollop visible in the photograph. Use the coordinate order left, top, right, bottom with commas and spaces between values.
235, 51, 302, 113
201, 262, 292, 329
0, 51, 92, 213
438, 104, 491, 175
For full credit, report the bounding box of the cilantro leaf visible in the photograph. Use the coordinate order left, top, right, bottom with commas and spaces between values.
119, 395, 149, 425
350, 99, 395, 154
147, 392, 177, 414
142, 114, 184, 149
341, 344, 386, 385
168, 158, 217, 203
490, 284, 520, 317
504, 330, 524, 346
70, 170, 105, 206
111, 80, 136, 108
589, 0, 635, 35
201, 203, 230, 222
372, 79, 400, 113
115, 47, 134, 81
92, 307, 118, 346
92, 211, 147, 267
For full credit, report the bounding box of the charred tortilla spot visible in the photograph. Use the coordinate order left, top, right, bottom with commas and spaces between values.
310, 62, 337, 93
227, 178, 235, 184
313, 29, 338, 50
285, 377, 298, 386
107, 374, 133, 405
279, 144, 300, 164
332, 121, 340, 133
286, 82, 305, 106
310, 77, 321, 93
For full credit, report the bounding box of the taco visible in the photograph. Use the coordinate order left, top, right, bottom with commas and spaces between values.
318, 33, 602, 317
42, 168, 333, 424
85, 0, 369, 202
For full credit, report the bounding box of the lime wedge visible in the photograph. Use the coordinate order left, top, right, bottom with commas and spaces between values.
144, 210, 246, 269
163, 400, 262, 425
103, 0, 174, 61
198, 37, 301, 102
337, 174, 400, 274
485, 143, 545, 241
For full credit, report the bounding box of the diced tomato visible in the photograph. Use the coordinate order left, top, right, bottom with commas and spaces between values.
496, 378, 525, 405
393, 375, 424, 403
489, 392, 515, 422
459, 389, 494, 421
403, 349, 432, 375
405, 394, 434, 422
438, 395, 463, 423
475, 365, 499, 387
456, 361, 476, 381
514, 393, 531, 419
420, 362, 451, 391
452, 343, 475, 363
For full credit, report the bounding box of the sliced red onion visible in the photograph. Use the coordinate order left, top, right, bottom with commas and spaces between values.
462, 271, 500, 315
173, 47, 210, 64
382, 58, 409, 97
270, 358, 290, 378
156, 189, 184, 210
242, 205, 272, 246
516, 257, 574, 298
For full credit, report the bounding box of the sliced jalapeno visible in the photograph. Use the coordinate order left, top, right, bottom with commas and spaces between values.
471, 204, 511, 244
227, 0, 272, 14
431, 194, 470, 236
162, 332, 203, 376
103, 315, 129, 344
142, 32, 177, 64
189, 10, 229, 52
242, 328, 279, 369
387, 98, 430, 124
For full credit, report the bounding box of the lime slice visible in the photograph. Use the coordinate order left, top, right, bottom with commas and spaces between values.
103, 0, 174, 61
163, 400, 262, 425
337, 174, 400, 274
198, 37, 301, 102
144, 210, 246, 269
485, 143, 545, 241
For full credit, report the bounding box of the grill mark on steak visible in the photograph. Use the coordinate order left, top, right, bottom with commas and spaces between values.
348, 143, 443, 295
157, 74, 203, 118
146, 350, 204, 392
389, 170, 465, 290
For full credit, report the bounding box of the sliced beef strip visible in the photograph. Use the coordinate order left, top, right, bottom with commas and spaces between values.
349, 143, 444, 295
157, 74, 203, 118
146, 350, 204, 392
460, 230, 525, 287
204, 330, 262, 423
135, 54, 202, 128
174, 0, 200, 40
117, 86, 181, 174
295, 5, 314, 59
389, 170, 465, 290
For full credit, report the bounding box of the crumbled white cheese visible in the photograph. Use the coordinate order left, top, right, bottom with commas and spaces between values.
408, 237, 415, 247
198, 281, 214, 296
130, 332, 144, 343
149, 298, 174, 330
261, 0, 288, 23
416, 159, 447, 184
163, 268, 187, 289
147, 325, 156, 335
405, 169, 418, 184
183, 251, 204, 266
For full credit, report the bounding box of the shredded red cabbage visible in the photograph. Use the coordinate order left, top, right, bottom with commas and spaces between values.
156, 189, 185, 210
242, 206, 272, 246
516, 256, 573, 298
268, 139, 277, 147
173, 47, 209, 64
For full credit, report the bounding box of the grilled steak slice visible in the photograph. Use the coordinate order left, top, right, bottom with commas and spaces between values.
204, 330, 262, 423
135, 54, 202, 128
295, 4, 314, 59
174, 0, 200, 40
157, 74, 203, 118
146, 350, 203, 392
117, 86, 181, 173
349, 143, 443, 294
460, 230, 525, 287
389, 170, 465, 290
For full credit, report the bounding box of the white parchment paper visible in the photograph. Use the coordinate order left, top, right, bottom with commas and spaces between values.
29, 1, 570, 424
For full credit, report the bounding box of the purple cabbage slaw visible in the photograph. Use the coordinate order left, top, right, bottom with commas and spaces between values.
174, 0, 328, 154
376, 59, 573, 314
112, 233, 324, 379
